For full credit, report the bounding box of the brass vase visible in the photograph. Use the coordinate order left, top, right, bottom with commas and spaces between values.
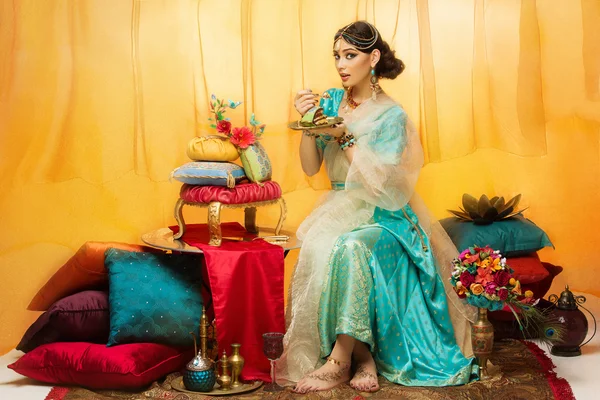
471, 308, 494, 378
216, 351, 232, 391
228, 343, 245, 388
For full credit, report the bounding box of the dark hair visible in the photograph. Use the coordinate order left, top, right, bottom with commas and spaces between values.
334, 21, 405, 79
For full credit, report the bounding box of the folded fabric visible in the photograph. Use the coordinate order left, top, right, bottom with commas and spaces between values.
28, 242, 162, 311
17, 290, 109, 353
170, 223, 285, 382
105, 248, 204, 347
440, 216, 553, 257
8, 342, 192, 389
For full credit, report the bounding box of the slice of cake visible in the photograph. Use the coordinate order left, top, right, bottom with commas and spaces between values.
300, 106, 328, 127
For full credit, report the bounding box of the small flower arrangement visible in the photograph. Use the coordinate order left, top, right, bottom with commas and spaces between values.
450, 245, 534, 311
209, 94, 265, 149
451, 245, 564, 343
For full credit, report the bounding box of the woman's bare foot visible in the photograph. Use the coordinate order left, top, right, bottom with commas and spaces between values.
349, 344, 379, 392
292, 357, 351, 394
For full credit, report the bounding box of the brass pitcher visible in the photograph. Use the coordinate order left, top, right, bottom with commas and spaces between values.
228, 343, 245, 387
216, 351, 232, 391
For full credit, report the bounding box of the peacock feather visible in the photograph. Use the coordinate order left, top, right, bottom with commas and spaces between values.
507, 301, 566, 348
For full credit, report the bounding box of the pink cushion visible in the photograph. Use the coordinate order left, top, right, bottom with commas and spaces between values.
506, 253, 549, 284
8, 342, 192, 390
180, 181, 282, 204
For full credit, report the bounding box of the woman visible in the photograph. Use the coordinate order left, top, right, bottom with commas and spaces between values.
278, 21, 478, 393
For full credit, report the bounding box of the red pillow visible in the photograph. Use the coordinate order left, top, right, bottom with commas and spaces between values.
28, 242, 162, 311
506, 253, 549, 284
8, 342, 192, 390
180, 181, 282, 204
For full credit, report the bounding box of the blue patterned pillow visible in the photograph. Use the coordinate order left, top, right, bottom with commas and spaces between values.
105, 249, 203, 347
171, 161, 246, 188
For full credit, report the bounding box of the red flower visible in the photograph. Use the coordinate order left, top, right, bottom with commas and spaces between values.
485, 282, 497, 295
229, 126, 256, 149
465, 253, 480, 264
494, 270, 510, 287
459, 271, 475, 288
216, 120, 232, 134
475, 267, 494, 286
498, 288, 508, 300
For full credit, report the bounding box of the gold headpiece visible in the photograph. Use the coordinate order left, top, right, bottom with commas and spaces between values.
334, 21, 379, 50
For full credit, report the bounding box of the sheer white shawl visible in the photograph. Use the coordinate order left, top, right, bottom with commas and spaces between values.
277, 93, 475, 384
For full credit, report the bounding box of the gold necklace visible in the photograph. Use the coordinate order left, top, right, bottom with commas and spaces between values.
346, 87, 361, 109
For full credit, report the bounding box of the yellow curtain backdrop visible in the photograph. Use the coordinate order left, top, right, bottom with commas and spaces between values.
0, 0, 598, 354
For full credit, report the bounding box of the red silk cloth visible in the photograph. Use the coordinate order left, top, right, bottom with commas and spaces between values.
170, 222, 285, 382
180, 181, 282, 204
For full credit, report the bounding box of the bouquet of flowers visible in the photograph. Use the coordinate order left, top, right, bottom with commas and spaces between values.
450, 245, 563, 343
209, 94, 265, 149
450, 246, 533, 311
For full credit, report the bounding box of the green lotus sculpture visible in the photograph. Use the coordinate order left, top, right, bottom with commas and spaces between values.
448, 194, 528, 225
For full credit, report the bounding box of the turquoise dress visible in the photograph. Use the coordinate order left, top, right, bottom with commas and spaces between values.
279, 89, 477, 386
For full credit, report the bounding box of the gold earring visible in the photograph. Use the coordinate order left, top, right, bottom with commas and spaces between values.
370, 67, 380, 100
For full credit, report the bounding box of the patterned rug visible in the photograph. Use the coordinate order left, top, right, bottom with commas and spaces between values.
45, 340, 574, 400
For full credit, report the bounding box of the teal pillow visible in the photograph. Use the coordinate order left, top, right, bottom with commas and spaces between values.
170, 161, 246, 187
105, 249, 203, 347
439, 216, 554, 256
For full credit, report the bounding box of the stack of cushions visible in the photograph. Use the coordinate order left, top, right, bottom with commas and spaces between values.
172, 135, 273, 188
9, 242, 203, 389
440, 215, 562, 339
171, 135, 282, 246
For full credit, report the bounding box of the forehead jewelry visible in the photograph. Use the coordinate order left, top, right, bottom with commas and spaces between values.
334, 22, 379, 50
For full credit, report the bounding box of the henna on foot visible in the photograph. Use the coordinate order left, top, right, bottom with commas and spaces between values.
349, 355, 379, 392
292, 357, 351, 394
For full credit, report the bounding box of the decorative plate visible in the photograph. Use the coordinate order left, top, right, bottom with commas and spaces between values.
288, 116, 344, 131
171, 376, 264, 396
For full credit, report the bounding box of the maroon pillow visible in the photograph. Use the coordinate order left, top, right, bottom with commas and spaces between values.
17, 291, 109, 353
490, 262, 563, 340
8, 342, 192, 390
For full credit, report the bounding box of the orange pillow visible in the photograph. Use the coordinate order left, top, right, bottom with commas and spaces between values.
27, 242, 161, 311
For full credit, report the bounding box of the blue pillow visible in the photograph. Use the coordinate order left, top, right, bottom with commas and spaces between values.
105, 249, 203, 347
439, 215, 554, 256
171, 161, 246, 187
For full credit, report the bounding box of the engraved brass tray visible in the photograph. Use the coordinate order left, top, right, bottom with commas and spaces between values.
288, 116, 343, 130
172, 376, 263, 396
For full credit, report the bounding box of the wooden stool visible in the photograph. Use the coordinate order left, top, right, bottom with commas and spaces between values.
173, 181, 287, 246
